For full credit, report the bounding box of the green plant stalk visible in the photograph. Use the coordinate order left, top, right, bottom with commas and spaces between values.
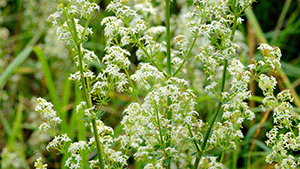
155, 108, 166, 150
245, 8, 267, 44
173, 36, 198, 77
135, 40, 168, 77
124, 68, 141, 105
232, 137, 239, 169
165, 0, 172, 168
76, 42, 104, 169
124, 20, 168, 78
68, 16, 104, 169
193, 13, 239, 169
193, 37, 229, 169
270, 0, 292, 45
220, 151, 225, 163
166, 0, 171, 77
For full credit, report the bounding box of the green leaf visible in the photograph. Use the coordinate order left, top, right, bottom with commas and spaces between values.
0, 47, 33, 89
0, 30, 42, 89
281, 61, 300, 77
96, 109, 106, 119
190, 151, 197, 156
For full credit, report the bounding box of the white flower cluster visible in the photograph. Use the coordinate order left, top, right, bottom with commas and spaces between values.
133, 2, 156, 20
47, 0, 99, 24
264, 93, 298, 168
46, 134, 72, 151
257, 43, 282, 69
258, 74, 277, 110
256, 53, 299, 167
35, 98, 62, 134
102, 1, 148, 48
103, 46, 131, 69
56, 18, 93, 44
89, 120, 128, 167
208, 121, 243, 150
47, 0, 99, 45
136, 35, 164, 61
106, 0, 137, 19
266, 127, 300, 168
121, 80, 200, 167
199, 156, 224, 169
34, 157, 47, 169
65, 141, 89, 169
130, 63, 165, 90
147, 26, 166, 37
174, 35, 190, 57
222, 59, 255, 122
95, 63, 128, 93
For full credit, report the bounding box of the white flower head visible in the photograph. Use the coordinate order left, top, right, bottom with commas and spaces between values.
258, 44, 281, 69
46, 134, 71, 151
34, 157, 48, 169
130, 63, 164, 90
103, 46, 131, 69
35, 98, 62, 133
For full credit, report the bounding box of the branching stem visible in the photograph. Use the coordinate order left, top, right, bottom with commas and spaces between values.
193, 12, 239, 169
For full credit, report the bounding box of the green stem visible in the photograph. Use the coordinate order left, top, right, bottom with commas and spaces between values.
270, 0, 292, 45
193, 60, 228, 169
193, 12, 238, 169
76, 43, 104, 169
232, 138, 239, 169
173, 36, 198, 77
155, 109, 166, 149
165, 0, 172, 168
166, 0, 171, 77
181, 111, 200, 152
220, 151, 225, 163
69, 17, 105, 169
136, 43, 168, 77
58, 3, 102, 168
91, 119, 105, 169
124, 68, 141, 105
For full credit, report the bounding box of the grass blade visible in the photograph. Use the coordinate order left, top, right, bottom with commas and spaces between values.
33, 46, 68, 133
0, 47, 33, 89
0, 31, 42, 89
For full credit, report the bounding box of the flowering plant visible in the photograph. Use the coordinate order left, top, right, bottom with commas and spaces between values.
33, 0, 300, 168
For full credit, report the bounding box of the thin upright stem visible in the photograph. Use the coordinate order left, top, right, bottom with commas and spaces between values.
193, 12, 239, 169
166, 0, 171, 77
136, 43, 168, 77
124, 68, 141, 105
270, 0, 292, 45
70, 17, 105, 169
76, 43, 104, 169
173, 36, 198, 77
165, 0, 172, 168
